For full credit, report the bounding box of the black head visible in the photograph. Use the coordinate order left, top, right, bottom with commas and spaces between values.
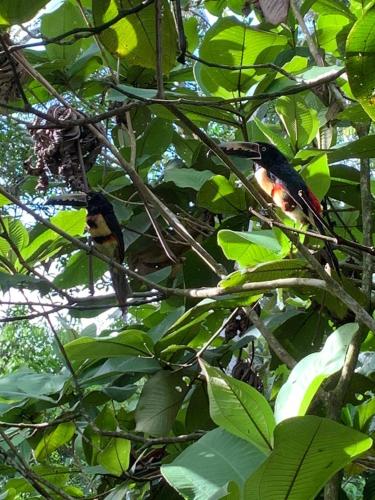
86, 192, 114, 215
218, 141, 288, 170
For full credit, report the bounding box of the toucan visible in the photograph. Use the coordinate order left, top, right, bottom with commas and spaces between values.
218, 141, 339, 273
47, 191, 131, 315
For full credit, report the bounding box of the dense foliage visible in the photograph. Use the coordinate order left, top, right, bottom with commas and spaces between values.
0, 0, 374, 498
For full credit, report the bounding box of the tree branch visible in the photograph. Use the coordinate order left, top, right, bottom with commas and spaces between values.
248, 307, 297, 368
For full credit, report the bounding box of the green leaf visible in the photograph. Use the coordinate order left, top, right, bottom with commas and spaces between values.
354, 398, 375, 431
0, 194, 10, 207
155, 306, 217, 353
197, 175, 248, 214
205, 0, 226, 16
0, 370, 69, 404
53, 252, 107, 288
217, 229, 290, 267
219, 259, 309, 288
135, 371, 189, 436
346, 6, 375, 120
196, 17, 287, 97
253, 118, 294, 159
164, 168, 214, 190
300, 154, 330, 200
34, 423, 76, 461
311, 0, 355, 18
274, 323, 359, 423
327, 135, 375, 161
65, 330, 153, 362
0, 0, 48, 26
0, 272, 51, 294
200, 361, 275, 454
316, 14, 352, 56
162, 428, 267, 500
137, 117, 173, 159
93, 0, 177, 72
243, 416, 372, 499
276, 96, 319, 150
80, 357, 160, 386
184, 17, 199, 53
185, 384, 215, 433
41, 1, 85, 64
32, 465, 70, 487
22, 209, 86, 262
0, 218, 29, 252
97, 438, 130, 476
108, 84, 158, 101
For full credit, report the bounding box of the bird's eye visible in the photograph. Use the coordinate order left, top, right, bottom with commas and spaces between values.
261, 146, 267, 152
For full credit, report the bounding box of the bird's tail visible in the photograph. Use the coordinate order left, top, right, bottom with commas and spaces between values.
313, 217, 341, 277
110, 267, 131, 318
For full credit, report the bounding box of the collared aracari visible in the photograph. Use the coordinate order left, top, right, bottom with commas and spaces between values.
218, 141, 339, 273
47, 191, 131, 315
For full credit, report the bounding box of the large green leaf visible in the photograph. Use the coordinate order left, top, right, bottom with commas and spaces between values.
164, 168, 214, 190
217, 229, 290, 267
316, 14, 352, 56
274, 323, 359, 423
41, 1, 85, 63
327, 135, 375, 161
354, 398, 375, 431
184, 17, 199, 53
253, 118, 294, 160
219, 259, 309, 289
276, 96, 319, 150
0, 273, 51, 294
196, 17, 287, 97
0, 218, 29, 252
93, 0, 177, 72
0, 194, 10, 207
197, 175, 248, 215
0, 0, 48, 26
155, 301, 230, 353
0, 371, 69, 405
97, 438, 130, 477
53, 252, 107, 288
135, 371, 189, 436
34, 423, 76, 461
243, 416, 372, 499
22, 209, 86, 262
346, 6, 375, 120
65, 330, 153, 362
200, 361, 275, 454
310, 0, 355, 18
162, 428, 267, 500
79, 356, 160, 386
300, 154, 330, 200
136, 117, 173, 159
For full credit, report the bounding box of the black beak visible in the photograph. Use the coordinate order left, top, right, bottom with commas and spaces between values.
45, 192, 88, 207
218, 142, 261, 160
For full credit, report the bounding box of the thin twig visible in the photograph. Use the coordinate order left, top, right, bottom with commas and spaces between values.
94, 428, 203, 447
187, 52, 299, 81
155, 0, 164, 98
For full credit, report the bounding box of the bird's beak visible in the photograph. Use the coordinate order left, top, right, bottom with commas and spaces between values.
218, 142, 261, 159
45, 192, 88, 207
